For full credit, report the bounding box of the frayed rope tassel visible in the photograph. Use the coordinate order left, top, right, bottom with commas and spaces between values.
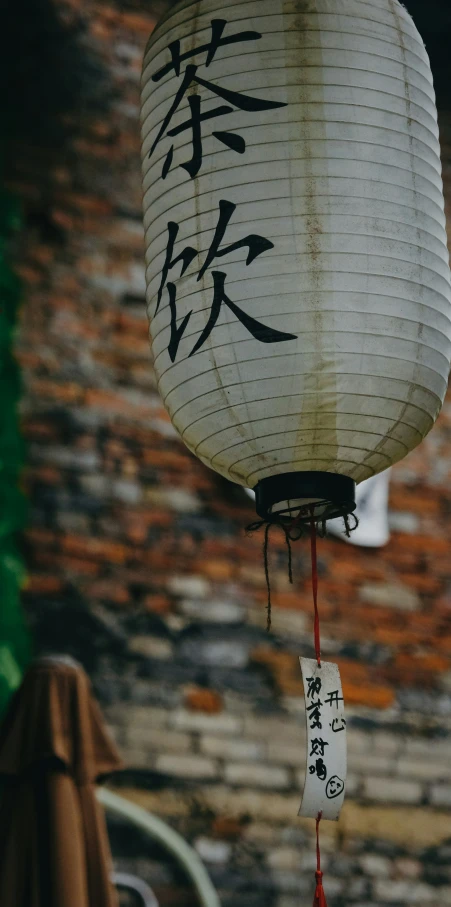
313, 870, 328, 907
313, 812, 328, 907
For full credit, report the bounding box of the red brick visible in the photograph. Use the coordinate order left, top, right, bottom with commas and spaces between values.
212, 817, 245, 840
250, 648, 301, 695
389, 489, 441, 514
31, 379, 84, 404
394, 534, 449, 553
196, 560, 234, 582
26, 574, 65, 595
22, 421, 60, 441
26, 528, 57, 548
67, 193, 113, 216
142, 594, 172, 615
61, 535, 130, 564
399, 574, 441, 594
184, 687, 223, 714
119, 11, 156, 33
373, 627, 425, 648
142, 450, 188, 469
85, 580, 131, 606
394, 652, 450, 675
343, 681, 395, 709
33, 551, 101, 577
26, 465, 62, 485
85, 388, 153, 418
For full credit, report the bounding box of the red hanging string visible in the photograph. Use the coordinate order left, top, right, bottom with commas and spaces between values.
312, 812, 328, 907
308, 516, 327, 903
309, 507, 321, 666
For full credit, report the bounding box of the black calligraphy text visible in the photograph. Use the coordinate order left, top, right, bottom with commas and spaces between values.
324, 690, 344, 709
150, 19, 287, 178
310, 738, 329, 758
306, 698, 323, 731
158, 199, 296, 361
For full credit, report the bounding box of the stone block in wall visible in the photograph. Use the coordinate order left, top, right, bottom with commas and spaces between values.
145, 486, 200, 513
267, 846, 313, 872
348, 752, 395, 775
342, 801, 451, 849
179, 636, 250, 669
247, 607, 307, 638
363, 776, 423, 804
167, 575, 212, 598
405, 737, 451, 762
200, 785, 302, 823
244, 715, 304, 743
369, 731, 402, 756
374, 878, 443, 902
359, 582, 420, 610
225, 762, 290, 790
358, 854, 392, 877
171, 708, 242, 735
394, 857, 422, 879
155, 753, 218, 780
179, 598, 245, 624
111, 479, 142, 504
125, 726, 191, 753
201, 736, 265, 761
128, 635, 174, 659
194, 837, 231, 865
429, 784, 451, 807
396, 757, 450, 782
389, 511, 420, 533
122, 705, 169, 731
267, 740, 305, 767
184, 687, 223, 713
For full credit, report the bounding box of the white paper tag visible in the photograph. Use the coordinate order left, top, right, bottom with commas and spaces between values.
298, 657, 347, 821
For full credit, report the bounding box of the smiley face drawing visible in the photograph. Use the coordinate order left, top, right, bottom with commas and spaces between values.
325, 775, 345, 800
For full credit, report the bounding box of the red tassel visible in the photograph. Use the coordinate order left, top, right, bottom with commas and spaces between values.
313, 870, 328, 907
313, 813, 328, 907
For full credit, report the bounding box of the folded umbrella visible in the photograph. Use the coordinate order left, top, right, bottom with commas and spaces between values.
0, 656, 124, 907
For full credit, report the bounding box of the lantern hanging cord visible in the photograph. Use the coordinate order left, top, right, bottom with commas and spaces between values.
246, 508, 358, 632
309, 506, 321, 667
247, 508, 330, 631
246, 516, 303, 631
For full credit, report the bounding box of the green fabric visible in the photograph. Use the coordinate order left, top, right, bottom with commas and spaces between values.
0, 187, 31, 719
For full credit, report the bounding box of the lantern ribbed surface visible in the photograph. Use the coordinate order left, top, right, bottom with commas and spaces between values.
141, 0, 451, 489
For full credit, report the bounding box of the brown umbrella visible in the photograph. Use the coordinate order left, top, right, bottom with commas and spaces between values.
0, 656, 124, 907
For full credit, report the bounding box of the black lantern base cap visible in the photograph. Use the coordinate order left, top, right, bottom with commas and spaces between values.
254, 471, 356, 523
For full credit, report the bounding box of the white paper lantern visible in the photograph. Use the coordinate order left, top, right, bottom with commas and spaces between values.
141, 0, 451, 520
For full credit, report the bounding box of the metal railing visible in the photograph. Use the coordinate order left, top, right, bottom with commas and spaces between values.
112, 871, 159, 906
98, 787, 221, 907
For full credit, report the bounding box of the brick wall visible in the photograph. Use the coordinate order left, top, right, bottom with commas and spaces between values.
7, 1, 451, 905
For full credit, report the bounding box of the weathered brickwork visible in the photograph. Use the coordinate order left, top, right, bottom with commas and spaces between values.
6, 1, 451, 904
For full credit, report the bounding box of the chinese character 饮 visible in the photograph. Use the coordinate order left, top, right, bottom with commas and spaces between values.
157, 198, 297, 361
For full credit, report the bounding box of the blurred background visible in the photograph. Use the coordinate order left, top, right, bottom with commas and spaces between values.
1, 0, 451, 905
